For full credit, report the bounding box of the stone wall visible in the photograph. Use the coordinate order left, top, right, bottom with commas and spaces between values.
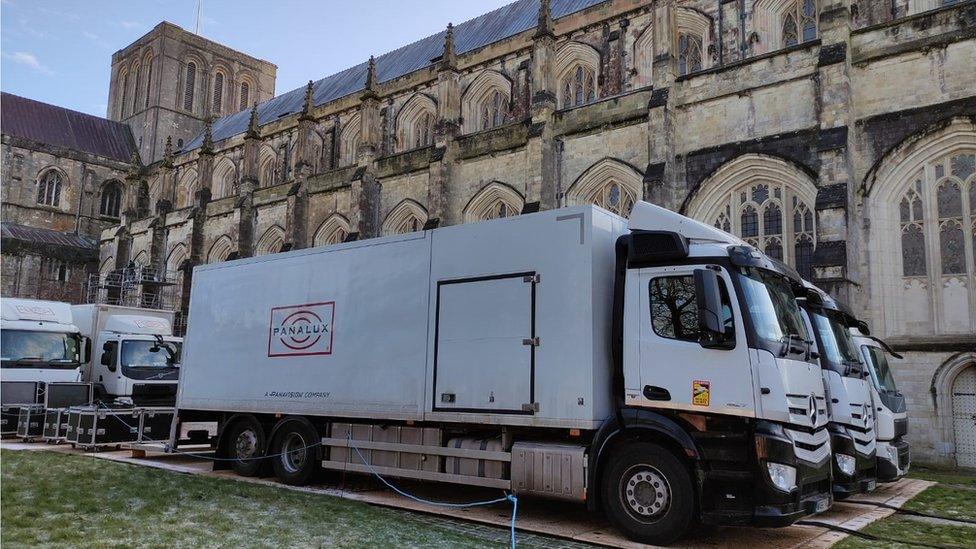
100, 1, 976, 465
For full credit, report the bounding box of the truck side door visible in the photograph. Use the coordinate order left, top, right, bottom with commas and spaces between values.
632, 265, 756, 417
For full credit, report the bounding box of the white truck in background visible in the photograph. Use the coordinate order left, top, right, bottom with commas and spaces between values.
797, 283, 877, 499
71, 305, 182, 406
1, 298, 82, 384
851, 325, 910, 481
172, 202, 833, 545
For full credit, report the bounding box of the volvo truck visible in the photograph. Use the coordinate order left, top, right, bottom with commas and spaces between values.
172, 202, 832, 544
851, 325, 910, 481
1, 298, 82, 384
797, 283, 877, 499
71, 305, 182, 406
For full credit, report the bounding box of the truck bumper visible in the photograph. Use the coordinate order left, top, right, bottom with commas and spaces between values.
876, 439, 910, 482
700, 421, 832, 528
831, 429, 877, 498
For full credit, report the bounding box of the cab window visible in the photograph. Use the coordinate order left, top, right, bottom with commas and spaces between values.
649, 275, 734, 344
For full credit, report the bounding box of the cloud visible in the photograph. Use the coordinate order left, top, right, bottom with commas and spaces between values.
2, 51, 53, 75
119, 20, 142, 30
82, 31, 112, 50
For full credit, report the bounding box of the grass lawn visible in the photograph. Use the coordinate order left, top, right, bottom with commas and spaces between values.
0, 449, 527, 548
834, 465, 976, 549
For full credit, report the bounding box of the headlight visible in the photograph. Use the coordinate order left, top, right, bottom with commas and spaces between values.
886, 446, 899, 462
836, 453, 856, 476
766, 462, 797, 493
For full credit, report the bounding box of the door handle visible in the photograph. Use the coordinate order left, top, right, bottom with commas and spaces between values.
643, 385, 671, 401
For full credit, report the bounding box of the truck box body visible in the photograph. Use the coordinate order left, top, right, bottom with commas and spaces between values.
72, 305, 175, 340
179, 205, 627, 429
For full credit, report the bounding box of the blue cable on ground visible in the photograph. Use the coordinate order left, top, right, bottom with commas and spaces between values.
86, 404, 521, 547
349, 444, 519, 548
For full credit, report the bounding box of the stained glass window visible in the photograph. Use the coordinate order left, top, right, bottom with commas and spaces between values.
678, 33, 703, 76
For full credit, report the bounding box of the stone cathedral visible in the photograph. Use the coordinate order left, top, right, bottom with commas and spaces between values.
1, 1, 974, 467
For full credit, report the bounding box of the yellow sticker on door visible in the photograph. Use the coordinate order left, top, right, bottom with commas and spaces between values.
692, 380, 710, 406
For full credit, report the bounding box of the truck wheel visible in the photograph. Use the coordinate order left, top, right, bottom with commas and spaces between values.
225, 418, 266, 477
600, 442, 694, 545
270, 420, 319, 486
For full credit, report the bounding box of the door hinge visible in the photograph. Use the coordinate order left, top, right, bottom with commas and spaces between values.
522, 337, 540, 346
521, 402, 540, 412
523, 273, 540, 283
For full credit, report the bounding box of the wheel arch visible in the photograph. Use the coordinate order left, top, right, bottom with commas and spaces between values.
587, 408, 702, 512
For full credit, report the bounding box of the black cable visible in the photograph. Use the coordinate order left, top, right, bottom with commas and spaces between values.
797, 519, 954, 549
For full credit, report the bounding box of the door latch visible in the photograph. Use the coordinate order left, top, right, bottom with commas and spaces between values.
521, 402, 540, 412
522, 337, 540, 346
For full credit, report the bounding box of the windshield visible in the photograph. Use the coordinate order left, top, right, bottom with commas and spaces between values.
736, 267, 809, 347
121, 340, 181, 368
809, 308, 862, 370
865, 346, 898, 393
1, 330, 79, 364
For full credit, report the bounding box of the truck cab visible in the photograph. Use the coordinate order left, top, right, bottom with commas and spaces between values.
851, 326, 910, 481
71, 305, 182, 406
797, 283, 877, 498
608, 203, 832, 536
1, 298, 82, 384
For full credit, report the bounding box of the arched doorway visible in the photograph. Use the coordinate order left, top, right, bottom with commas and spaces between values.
952, 363, 976, 468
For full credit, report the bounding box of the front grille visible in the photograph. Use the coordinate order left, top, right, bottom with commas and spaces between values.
898, 446, 910, 467
894, 418, 908, 438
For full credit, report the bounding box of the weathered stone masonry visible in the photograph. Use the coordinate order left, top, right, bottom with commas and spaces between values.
93, 1, 975, 465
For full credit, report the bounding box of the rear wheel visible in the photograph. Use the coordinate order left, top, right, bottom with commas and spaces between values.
600, 442, 695, 545
225, 417, 266, 477
270, 419, 319, 486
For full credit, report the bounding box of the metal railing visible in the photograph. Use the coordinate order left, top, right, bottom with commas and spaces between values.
84, 265, 180, 311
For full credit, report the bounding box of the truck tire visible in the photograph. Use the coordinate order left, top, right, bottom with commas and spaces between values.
270, 419, 319, 486
225, 417, 266, 477
600, 441, 694, 545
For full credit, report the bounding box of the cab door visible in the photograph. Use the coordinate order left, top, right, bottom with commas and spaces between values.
630, 265, 756, 417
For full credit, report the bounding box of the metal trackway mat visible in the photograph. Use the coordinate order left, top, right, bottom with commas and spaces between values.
1, 440, 934, 548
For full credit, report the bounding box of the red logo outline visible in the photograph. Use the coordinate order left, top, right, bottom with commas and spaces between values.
267, 301, 335, 357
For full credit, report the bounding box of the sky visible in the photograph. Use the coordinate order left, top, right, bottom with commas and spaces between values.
0, 0, 513, 118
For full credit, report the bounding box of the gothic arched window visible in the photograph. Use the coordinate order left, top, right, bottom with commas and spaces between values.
481, 90, 505, 131
183, 62, 196, 111
144, 56, 153, 108
678, 33, 703, 76
560, 64, 596, 109
120, 69, 129, 118
688, 155, 818, 279
212, 72, 225, 114
801, 0, 818, 42
415, 112, 433, 149
239, 82, 250, 112
131, 64, 142, 114
383, 200, 428, 236
782, 13, 799, 47
37, 170, 63, 207
897, 152, 976, 280
100, 181, 123, 218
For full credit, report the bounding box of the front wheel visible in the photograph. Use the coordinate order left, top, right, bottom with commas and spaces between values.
225, 417, 266, 477
600, 442, 695, 545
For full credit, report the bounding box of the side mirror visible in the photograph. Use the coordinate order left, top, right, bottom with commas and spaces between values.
100, 342, 117, 372
694, 269, 725, 340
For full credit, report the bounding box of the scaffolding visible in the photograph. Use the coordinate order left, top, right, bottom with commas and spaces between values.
85, 264, 180, 312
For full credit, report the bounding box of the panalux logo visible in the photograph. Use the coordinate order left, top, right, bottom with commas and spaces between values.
268, 302, 335, 357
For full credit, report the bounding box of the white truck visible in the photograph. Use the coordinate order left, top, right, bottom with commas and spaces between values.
1, 298, 82, 384
71, 305, 182, 406
173, 202, 832, 544
851, 325, 910, 481
797, 283, 877, 499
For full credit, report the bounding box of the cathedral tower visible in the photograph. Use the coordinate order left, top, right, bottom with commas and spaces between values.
107, 22, 276, 164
